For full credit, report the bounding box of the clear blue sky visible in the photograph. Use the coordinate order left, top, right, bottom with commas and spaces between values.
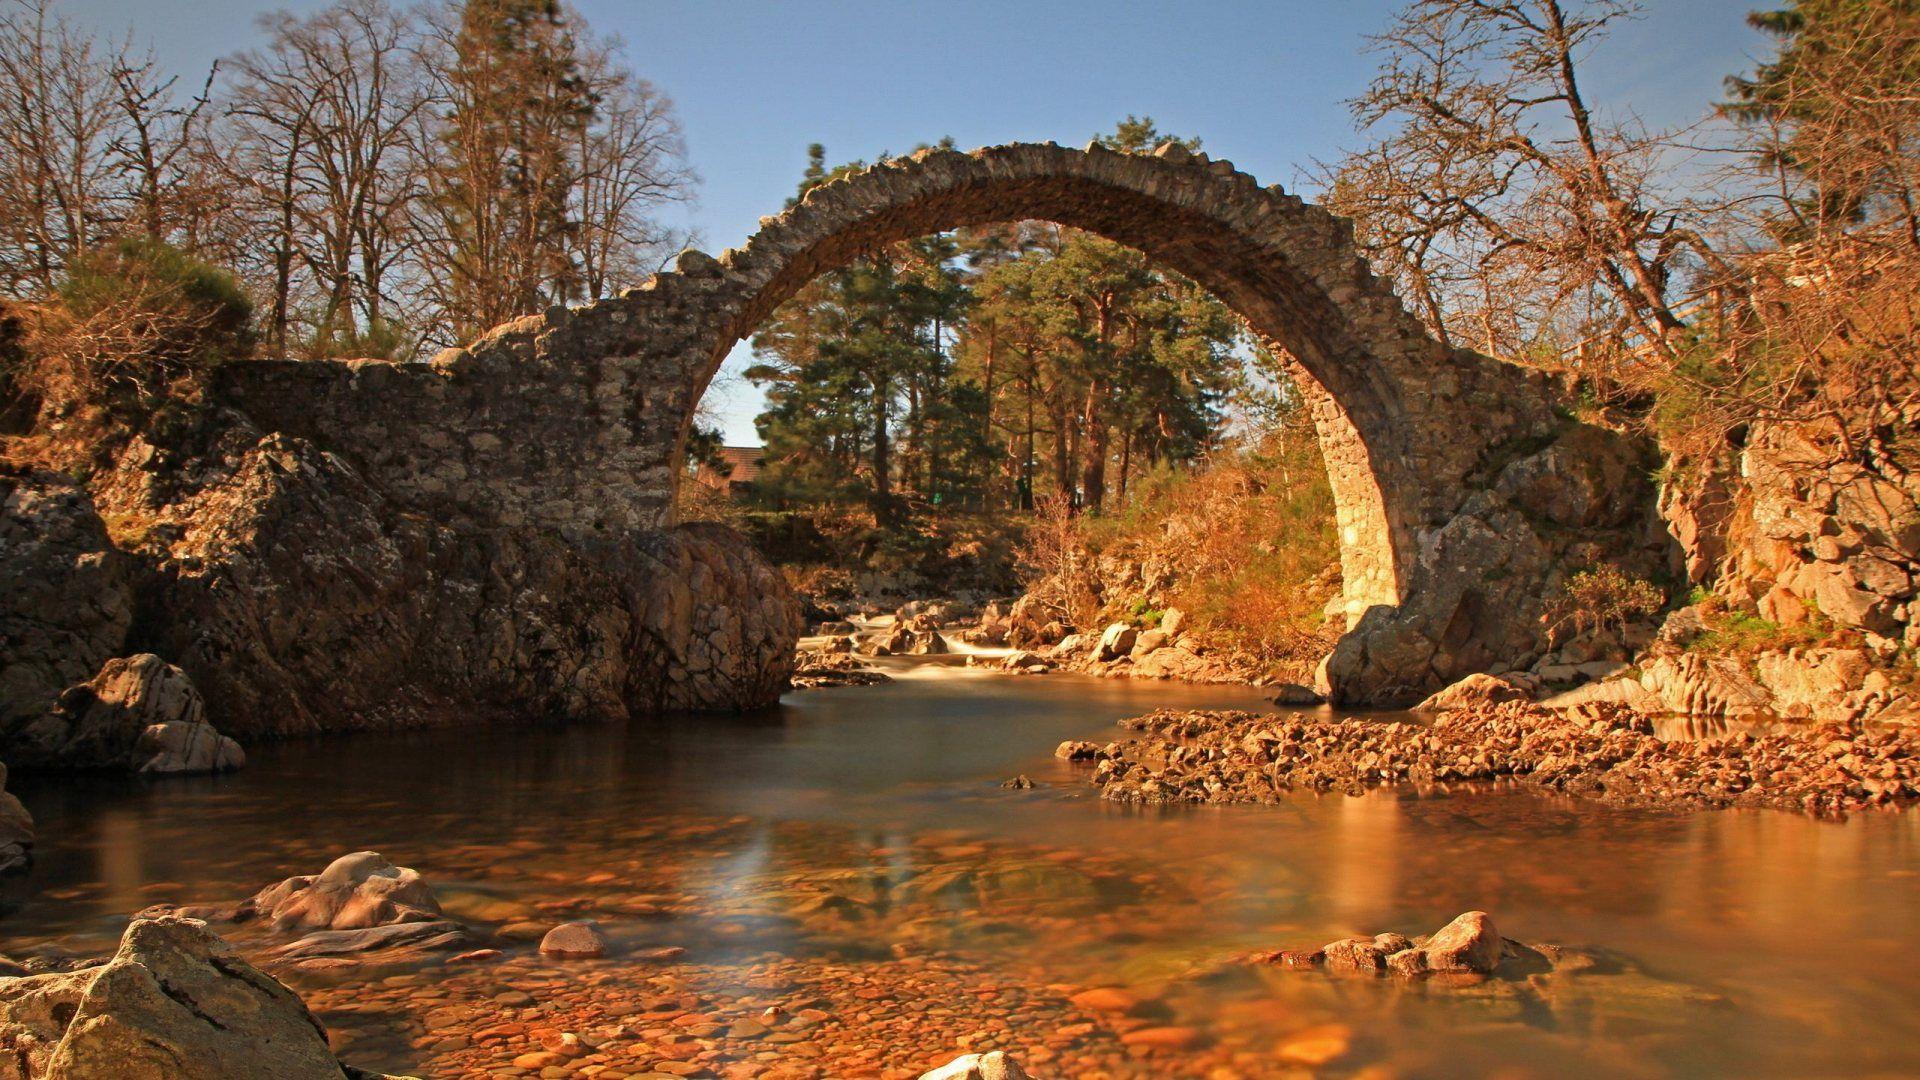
65, 0, 1770, 443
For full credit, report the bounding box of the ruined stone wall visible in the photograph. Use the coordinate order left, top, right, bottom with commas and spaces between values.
215, 336, 686, 540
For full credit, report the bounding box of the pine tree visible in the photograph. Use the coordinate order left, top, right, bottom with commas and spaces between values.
428, 0, 596, 336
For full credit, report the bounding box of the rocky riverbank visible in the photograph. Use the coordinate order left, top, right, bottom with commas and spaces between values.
1058, 700, 1920, 815
2, 406, 802, 757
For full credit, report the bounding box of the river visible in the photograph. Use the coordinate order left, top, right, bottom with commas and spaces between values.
4, 658, 1918, 1078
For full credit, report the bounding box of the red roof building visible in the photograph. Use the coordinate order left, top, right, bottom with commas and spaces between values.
692, 446, 765, 498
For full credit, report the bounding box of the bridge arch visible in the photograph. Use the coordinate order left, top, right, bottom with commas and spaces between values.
672, 142, 1560, 631
222, 142, 1657, 705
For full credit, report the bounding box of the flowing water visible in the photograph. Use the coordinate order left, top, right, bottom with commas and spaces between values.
4, 659, 1919, 1078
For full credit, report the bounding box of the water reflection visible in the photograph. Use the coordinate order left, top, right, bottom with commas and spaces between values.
2, 665, 1918, 1077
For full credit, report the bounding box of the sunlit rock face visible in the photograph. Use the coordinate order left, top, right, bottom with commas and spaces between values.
0, 417, 800, 739
0, 916, 411, 1080
1689, 420, 1918, 645
215, 143, 1661, 707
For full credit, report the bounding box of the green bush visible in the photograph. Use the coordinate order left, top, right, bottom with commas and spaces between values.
58, 236, 254, 367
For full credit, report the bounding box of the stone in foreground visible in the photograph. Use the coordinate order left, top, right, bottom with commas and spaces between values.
1415, 910, 1505, 973
539, 919, 609, 959
0, 916, 409, 1079
920, 1050, 1032, 1080
249, 850, 444, 931
1265, 910, 1521, 978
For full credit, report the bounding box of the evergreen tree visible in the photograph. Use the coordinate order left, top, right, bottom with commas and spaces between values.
428, 0, 596, 336
748, 123, 1244, 521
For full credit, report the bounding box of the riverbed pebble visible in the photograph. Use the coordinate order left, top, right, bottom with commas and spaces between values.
1064, 701, 1920, 814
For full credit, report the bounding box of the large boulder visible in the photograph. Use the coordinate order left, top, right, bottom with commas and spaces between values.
1412, 672, 1533, 713
248, 851, 443, 932
0, 762, 31, 875
0, 474, 132, 737
625, 522, 803, 711
2, 654, 243, 774
1095, 623, 1138, 662
904, 629, 949, 655
0, 916, 409, 1079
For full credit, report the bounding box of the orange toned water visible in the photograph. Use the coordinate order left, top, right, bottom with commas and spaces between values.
5, 660, 1917, 1077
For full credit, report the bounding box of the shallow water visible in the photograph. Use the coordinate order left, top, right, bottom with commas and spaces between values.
5, 661, 1919, 1078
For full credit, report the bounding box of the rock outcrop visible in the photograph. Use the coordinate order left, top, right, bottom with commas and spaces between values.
0, 762, 31, 875
1725, 423, 1918, 644
2, 654, 242, 774
0, 916, 410, 1079
0, 473, 132, 739
1646, 413, 1918, 719
0, 409, 802, 742
1546, 644, 1916, 724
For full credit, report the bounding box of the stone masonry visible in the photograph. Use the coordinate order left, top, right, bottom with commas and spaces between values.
218, 142, 1662, 705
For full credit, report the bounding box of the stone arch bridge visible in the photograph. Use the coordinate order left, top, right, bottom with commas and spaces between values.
223, 142, 1662, 706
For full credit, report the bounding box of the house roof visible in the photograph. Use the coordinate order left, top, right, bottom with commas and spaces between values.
700, 445, 764, 486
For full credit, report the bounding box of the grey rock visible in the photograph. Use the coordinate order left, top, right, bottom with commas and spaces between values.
4, 654, 242, 775
0, 916, 400, 1079
539, 919, 608, 959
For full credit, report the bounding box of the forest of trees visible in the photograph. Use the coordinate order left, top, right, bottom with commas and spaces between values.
0, 0, 691, 361
3, 0, 1911, 530
744, 121, 1292, 521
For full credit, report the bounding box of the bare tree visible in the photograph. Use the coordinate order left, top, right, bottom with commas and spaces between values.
1318, 0, 1713, 370
1647, 0, 1920, 458
218, 0, 425, 357
0, 0, 121, 294
564, 39, 693, 302
105, 49, 217, 244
